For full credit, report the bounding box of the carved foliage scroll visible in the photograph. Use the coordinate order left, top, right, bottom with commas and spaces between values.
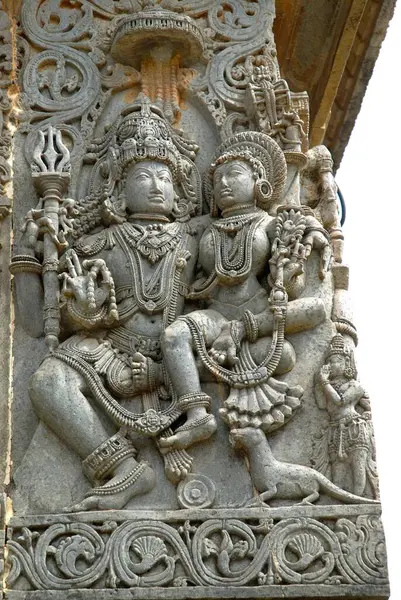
7, 513, 387, 590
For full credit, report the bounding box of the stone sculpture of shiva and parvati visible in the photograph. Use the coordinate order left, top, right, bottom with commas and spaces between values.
12, 96, 332, 511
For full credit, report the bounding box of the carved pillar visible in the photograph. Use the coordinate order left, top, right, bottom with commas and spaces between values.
0, 4, 14, 583
2, 1, 390, 599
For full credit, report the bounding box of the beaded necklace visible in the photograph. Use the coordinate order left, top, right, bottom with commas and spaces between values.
189, 212, 265, 299
212, 212, 265, 281
114, 222, 189, 316
120, 221, 182, 265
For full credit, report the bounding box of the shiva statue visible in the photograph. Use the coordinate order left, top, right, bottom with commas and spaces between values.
11, 97, 216, 511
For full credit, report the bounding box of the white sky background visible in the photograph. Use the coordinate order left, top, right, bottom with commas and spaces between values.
336, 2, 401, 597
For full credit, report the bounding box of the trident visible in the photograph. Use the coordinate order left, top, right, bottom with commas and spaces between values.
31, 126, 71, 350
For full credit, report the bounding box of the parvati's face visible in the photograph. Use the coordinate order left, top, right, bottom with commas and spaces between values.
329, 354, 346, 378
213, 160, 255, 213
124, 161, 175, 217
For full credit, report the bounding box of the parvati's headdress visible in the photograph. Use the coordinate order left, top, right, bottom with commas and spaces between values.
204, 131, 287, 215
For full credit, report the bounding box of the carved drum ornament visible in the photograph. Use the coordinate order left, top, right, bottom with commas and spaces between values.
2, 0, 389, 599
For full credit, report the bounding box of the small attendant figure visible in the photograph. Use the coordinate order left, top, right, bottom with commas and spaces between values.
312, 334, 379, 498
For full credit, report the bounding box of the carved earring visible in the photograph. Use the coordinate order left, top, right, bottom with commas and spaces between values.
116, 190, 127, 213
102, 185, 126, 224
255, 178, 273, 206
344, 357, 354, 379
344, 366, 354, 379
172, 194, 189, 220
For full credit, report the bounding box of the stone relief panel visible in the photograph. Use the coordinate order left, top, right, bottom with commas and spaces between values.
3, 0, 389, 599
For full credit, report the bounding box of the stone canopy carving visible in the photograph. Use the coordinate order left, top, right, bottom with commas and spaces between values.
2, 1, 389, 599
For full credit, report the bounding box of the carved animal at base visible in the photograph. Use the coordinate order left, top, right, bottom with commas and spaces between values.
230, 427, 379, 506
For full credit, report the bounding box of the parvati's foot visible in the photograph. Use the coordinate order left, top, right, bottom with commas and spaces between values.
162, 448, 193, 484
70, 461, 155, 511
159, 414, 217, 453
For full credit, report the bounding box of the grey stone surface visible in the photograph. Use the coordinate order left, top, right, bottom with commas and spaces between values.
2, 0, 389, 597
0, 2, 12, 495
4, 587, 391, 600
6, 506, 388, 593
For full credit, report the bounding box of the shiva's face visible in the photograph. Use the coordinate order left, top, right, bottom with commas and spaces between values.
213, 160, 256, 214
124, 161, 175, 217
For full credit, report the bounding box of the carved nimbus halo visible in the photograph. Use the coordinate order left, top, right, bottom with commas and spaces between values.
204, 131, 287, 216
72, 95, 202, 238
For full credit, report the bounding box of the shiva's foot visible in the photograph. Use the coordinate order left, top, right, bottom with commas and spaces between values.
70, 460, 155, 512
